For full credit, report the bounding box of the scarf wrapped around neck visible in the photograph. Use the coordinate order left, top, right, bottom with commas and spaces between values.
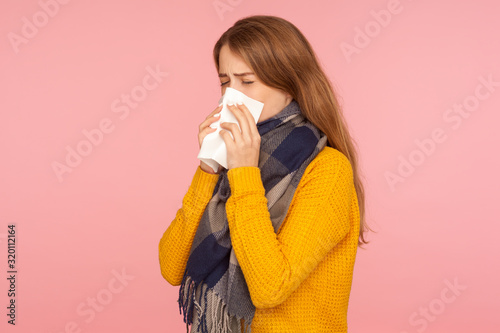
178, 100, 328, 333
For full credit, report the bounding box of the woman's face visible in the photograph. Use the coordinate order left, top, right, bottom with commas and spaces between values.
218, 44, 292, 122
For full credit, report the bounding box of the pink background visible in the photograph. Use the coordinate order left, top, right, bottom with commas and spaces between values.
1, 0, 499, 332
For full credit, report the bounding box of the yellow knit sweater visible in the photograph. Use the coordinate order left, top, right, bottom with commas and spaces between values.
159, 146, 360, 332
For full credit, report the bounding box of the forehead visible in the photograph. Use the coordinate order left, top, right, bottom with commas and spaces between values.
219, 44, 251, 73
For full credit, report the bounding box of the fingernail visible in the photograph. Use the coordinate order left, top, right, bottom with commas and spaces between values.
214, 113, 220, 117
237, 102, 243, 105
227, 102, 234, 106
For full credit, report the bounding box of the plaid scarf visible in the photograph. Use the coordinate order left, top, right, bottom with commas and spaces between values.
178, 100, 327, 333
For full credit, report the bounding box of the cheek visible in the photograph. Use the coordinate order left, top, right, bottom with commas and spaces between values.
246, 89, 267, 105
239, 87, 259, 100
239, 84, 264, 101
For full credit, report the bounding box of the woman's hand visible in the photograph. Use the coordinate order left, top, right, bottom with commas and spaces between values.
219, 103, 261, 169
198, 105, 223, 174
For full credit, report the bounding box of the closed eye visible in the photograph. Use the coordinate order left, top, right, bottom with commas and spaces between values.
220, 80, 254, 86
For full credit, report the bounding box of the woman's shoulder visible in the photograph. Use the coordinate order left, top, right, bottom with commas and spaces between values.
309, 146, 352, 172
300, 146, 353, 185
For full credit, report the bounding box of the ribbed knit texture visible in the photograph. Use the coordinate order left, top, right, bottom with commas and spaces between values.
159, 146, 360, 333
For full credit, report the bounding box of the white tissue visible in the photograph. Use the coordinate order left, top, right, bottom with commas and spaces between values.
197, 87, 264, 172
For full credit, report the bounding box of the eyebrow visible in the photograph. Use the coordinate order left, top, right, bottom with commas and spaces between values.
218, 72, 255, 77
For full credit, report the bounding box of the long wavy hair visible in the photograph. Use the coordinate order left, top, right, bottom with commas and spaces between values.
213, 15, 371, 247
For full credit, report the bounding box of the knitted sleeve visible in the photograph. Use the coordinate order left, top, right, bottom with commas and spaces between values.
225, 149, 354, 309
158, 166, 219, 286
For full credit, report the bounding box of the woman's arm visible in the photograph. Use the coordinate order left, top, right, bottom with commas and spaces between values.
225, 148, 354, 308
158, 166, 219, 286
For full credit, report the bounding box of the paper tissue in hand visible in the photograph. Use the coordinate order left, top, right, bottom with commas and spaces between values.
197, 87, 264, 172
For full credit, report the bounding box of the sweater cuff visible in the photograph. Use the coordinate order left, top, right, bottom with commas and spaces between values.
191, 166, 220, 200
227, 167, 265, 197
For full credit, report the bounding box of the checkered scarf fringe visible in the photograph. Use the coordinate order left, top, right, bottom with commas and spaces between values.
178, 100, 327, 333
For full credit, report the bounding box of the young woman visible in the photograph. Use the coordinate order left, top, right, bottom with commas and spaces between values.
159, 15, 369, 333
